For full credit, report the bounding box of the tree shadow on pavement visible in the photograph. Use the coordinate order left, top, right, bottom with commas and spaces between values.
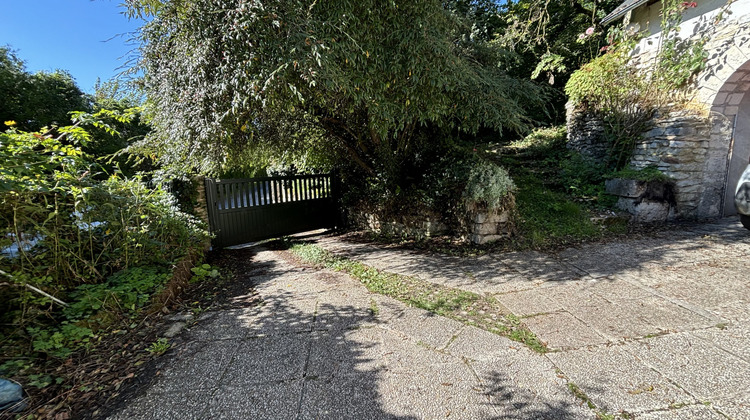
105, 246, 419, 420
480, 370, 599, 420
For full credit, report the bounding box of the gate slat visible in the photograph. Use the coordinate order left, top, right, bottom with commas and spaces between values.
218, 182, 225, 210
240, 181, 247, 208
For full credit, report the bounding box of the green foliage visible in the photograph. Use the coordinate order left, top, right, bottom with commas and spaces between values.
496, 0, 622, 123
499, 126, 625, 248
515, 173, 601, 248
65, 266, 170, 320
26, 323, 93, 359
565, 48, 635, 107
0, 46, 91, 132
4, 266, 171, 369
559, 153, 609, 198
0, 116, 207, 365
462, 161, 516, 210
656, 0, 710, 90
190, 263, 220, 283
608, 166, 672, 183
0, 118, 207, 289
531, 53, 568, 81
566, 43, 658, 170
565, 0, 713, 170
147, 338, 170, 355
507, 126, 567, 158
126, 0, 543, 182
87, 80, 152, 177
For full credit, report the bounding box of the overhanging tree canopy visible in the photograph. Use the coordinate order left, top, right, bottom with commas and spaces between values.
128, 0, 543, 178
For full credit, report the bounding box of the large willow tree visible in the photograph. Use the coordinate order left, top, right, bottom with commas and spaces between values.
128, 0, 542, 181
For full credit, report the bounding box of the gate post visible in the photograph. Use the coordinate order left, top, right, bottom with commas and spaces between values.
203, 178, 221, 248
193, 176, 212, 251
330, 170, 344, 231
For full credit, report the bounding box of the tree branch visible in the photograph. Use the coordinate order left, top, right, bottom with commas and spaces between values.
0, 270, 68, 307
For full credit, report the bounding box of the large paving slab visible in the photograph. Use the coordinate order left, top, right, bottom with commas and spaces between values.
626, 332, 750, 401
547, 344, 696, 414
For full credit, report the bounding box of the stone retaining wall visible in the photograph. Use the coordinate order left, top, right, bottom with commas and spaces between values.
566, 109, 733, 219
348, 208, 512, 245
467, 210, 512, 245
629, 111, 732, 218
349, 212, 449, 241
565, 103, 608, 161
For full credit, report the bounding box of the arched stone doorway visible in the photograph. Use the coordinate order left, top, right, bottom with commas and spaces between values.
709, 60, 750, 216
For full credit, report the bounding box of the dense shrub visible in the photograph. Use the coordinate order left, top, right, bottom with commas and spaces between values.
564, 0, 716, 170
345, 142, 516, 236
462, 161, 516, 210
0, 114, 208, 359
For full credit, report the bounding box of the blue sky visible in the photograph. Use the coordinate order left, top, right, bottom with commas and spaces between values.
0, 0, 142, 93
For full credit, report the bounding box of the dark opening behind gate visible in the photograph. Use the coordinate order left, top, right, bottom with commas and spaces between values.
205, 174, 339, 248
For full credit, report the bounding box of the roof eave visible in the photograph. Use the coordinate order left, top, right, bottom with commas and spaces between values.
601, 0, 651, 26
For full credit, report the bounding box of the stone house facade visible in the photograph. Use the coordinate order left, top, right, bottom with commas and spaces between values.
569, 0, 750, 219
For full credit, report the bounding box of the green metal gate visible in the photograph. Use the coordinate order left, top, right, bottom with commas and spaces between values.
204, 174, 339, 248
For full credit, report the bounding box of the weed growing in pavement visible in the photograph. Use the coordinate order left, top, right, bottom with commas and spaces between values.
368, 298, 380, 316
146, 338, 171, 355
566, 380, 632, 419
567, 381, 596, 410
288, 242, 548, 353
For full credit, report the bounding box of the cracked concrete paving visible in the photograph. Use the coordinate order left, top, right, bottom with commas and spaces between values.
311, 218, 750, 419
109, 248, 591, 420
110, 218, 750, 419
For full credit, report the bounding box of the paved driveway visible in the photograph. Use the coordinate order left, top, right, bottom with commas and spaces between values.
109, 218, 749, 419
314, 218, 750, 419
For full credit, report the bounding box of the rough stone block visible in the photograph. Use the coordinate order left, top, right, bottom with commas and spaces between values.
671, 163, 703, 172
473, 222, 497, 236
632, 200, 671, 223
605, 179, 646, 198
644, 127, 665, 137
675, 184, 703, 195
663, 171, 691, 180
486, 211, 509, 224
667, 140, 691, 148
470, 234, 504, 245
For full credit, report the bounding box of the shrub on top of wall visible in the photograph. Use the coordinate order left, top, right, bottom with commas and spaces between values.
345, 145, 517, 242
463, 160, 516, 211
565, 0, 713, 170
